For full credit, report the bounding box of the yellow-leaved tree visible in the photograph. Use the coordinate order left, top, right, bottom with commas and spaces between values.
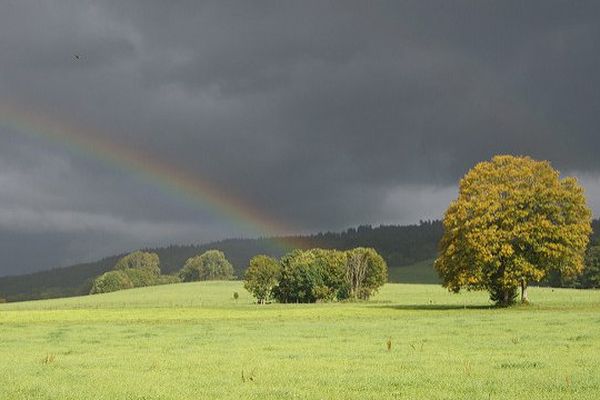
435, 155, 591, 306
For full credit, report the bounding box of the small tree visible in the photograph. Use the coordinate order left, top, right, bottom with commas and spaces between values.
343, 247, 388, 300
244, 255, 280, 304
179, 250, 235, 282
114, 251, 161, 276
90, 270, 133, 294
435, 155, 592, 306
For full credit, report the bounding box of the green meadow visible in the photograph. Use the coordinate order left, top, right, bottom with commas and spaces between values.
1, 281, 600, 399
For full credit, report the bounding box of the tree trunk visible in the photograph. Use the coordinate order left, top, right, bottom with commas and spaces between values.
521, 279, 528, 303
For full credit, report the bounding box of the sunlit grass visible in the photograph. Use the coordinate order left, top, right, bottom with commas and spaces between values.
1, 282, 599, 399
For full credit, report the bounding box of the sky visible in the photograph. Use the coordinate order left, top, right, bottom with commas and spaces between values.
1, 1, 600, 276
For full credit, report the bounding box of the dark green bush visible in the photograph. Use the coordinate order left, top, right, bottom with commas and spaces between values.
273, 249, 347, 303
90, 270, 133, 294
271, 248, 387, 303
122, 267, 160, 287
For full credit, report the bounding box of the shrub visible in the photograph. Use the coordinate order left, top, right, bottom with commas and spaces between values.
123, 267, 160, 287
90, 251, 176, 294
179, 250, 235, 282
90, 270, 133, 294
244, 255, 280, 304
273, 249, 347, 303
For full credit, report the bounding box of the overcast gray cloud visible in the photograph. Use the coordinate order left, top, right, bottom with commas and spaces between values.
1, 1, 599, 275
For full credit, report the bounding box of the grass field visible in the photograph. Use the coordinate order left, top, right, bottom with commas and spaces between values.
388, 259, 439, 284
1, 282, 600, 399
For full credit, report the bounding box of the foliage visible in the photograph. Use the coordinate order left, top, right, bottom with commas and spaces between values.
435, 155, 592, 306
179, 250, 235, 282
114, 251, 161, 275
90, 251, 176, 294
90, 270, 133, 294
344, 247, 388, 300
488, 282, 519, 307
244, 255, 281, 303
121, 267, 159, 288
272, 248, 386, 303
579, 245, 600, 288
273, 249, 347, 303
2, 219, 597, 302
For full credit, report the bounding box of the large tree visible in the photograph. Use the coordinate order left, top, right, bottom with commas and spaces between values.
435, 155, 591, 306
179, 250, 235, 282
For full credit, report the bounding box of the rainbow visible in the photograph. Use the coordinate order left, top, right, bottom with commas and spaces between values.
0, 101, 307, 250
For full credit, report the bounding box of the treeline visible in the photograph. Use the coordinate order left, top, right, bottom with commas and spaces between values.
0, 221, 443, 302
90, 250, 234, 294
0, 219, 598, 302
90, 246, 388, 305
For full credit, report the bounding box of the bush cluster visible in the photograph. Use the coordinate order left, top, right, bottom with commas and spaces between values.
179, 250, 235, 282
90, 251, 180, 294
244, 247, 387, 304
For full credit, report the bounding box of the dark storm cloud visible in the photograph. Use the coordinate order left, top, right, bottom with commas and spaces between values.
1, 1, 599, 275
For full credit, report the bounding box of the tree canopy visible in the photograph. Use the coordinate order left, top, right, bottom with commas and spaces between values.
179, 250, 235, 282
273, 249, 347, 303
90, 251, 175, 294
243, 255, 281, 304
114, 251, 161, 275
344, 247, 388, 300
268, 248, 387, 303
90, 270, 133, 294
435, 155, 592, 306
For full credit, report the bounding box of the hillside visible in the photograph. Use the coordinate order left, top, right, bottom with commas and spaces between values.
0, 221, 443, 301
1, 218, 598, 302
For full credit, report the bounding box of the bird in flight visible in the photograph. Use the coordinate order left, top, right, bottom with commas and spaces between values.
73, 54, 81, 61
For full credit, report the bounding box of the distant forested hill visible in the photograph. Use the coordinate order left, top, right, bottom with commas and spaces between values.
1, 219, 598, 302
0, 221, 442, 301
